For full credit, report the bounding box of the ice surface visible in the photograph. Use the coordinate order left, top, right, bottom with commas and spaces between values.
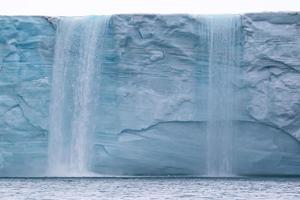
0, 17, 55, 176
242, 13, 300, 140
92, 120, 300, 176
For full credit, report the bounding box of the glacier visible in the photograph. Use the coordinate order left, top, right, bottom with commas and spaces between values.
0, 13, 299, 177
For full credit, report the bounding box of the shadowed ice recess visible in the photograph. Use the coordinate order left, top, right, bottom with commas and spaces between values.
0, 14, 299, 177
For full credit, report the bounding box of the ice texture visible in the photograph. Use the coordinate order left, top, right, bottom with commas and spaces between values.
0, 14, 299, 177
242, 13, 300, 140
0, 17, 55, 176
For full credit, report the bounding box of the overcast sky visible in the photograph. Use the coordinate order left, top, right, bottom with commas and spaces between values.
0, 0, 299, 16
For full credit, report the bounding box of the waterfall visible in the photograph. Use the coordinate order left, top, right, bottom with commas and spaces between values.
47, 15, 241, 177
48, 16, 108, 176
206, 15, 241, 176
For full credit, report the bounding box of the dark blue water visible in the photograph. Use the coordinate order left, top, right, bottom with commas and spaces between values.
0, 177, 299, 200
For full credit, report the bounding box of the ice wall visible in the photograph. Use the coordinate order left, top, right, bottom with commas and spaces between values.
242, 13, 300, 141
92, 14, 300, 176
0, 14, 299, 177
0, 17, 55, 176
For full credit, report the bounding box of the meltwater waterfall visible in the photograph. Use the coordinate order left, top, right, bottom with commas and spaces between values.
46, 15, 241, 177
206, 16, 241, 176
36, 14, 299, 178
48, 16, 108, 176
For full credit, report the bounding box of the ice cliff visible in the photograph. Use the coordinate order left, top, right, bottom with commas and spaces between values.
0, 13, 299, 176
0, 17, 55, 176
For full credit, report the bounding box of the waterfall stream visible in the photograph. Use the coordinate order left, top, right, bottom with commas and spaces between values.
206, 15, 241, 176
48, 16, 108, 176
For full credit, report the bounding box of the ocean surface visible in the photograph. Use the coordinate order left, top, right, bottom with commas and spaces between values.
0, 177, 299, 200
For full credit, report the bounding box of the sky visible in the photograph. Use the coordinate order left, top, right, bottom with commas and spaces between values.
0, 0, 299, 16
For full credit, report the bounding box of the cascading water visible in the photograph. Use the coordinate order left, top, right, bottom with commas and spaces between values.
206, 15, 241, 177
48, 16, 108, 176
47, 15, 241, 177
